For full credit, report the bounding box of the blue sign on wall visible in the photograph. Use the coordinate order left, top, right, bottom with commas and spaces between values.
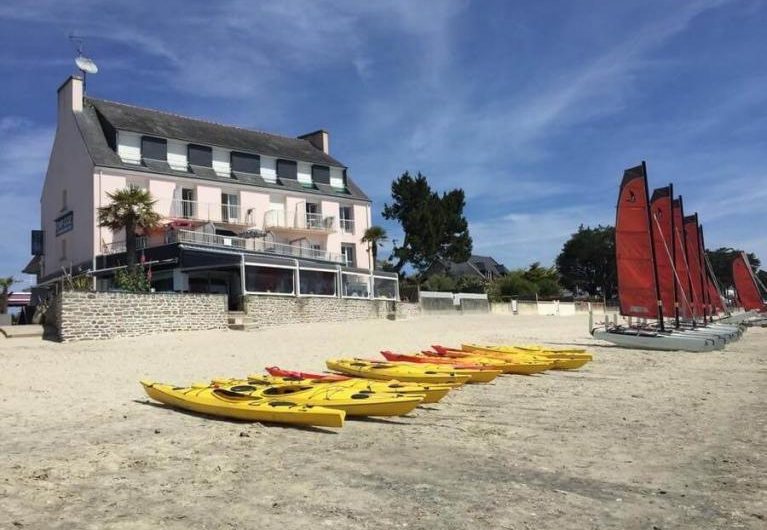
31, 230, 44, 255
55, 211, 73, 236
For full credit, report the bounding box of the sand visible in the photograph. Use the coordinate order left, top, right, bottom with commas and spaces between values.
0, 313, 764, 529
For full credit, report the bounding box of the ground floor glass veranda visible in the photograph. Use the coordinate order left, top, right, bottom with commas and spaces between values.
94, 244, 399, 306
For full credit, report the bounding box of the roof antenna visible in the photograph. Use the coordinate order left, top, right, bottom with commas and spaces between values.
68, 33, 98, 93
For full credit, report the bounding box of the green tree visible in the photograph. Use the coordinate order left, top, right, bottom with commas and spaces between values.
488, 270, 538, 301
757, 270, 767, 290
361, 225, 388, 266
97, 186, 161, 268
455, 275, 487, 294
0, 276, 14, 314
421, 274, 457, 292
706, 247, 761, 290
555, 225, 616, 298
383, 171, 472, 273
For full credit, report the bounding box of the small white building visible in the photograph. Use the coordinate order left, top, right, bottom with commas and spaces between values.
28, 76, 397, 308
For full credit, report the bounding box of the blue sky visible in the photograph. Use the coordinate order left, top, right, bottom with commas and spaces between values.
1, 0, 766, 288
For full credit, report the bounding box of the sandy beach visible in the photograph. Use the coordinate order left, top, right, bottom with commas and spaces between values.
0, 314, 764, 529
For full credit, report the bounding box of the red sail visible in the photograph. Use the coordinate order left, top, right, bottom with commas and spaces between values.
683, 215, 705, 318
650, 187, 676, 317
707, 275, 724, 314
672, 199, 693, 319
615, 165, 658, 318
732, 252, 765, 310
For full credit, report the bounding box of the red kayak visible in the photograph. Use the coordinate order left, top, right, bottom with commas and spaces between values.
379, 351, 488, 370
264, 366, 350, 382
427, 345, 475, 358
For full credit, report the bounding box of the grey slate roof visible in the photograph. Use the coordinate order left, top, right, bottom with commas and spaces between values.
74, 97, 370, 202
425, 255, 508, 280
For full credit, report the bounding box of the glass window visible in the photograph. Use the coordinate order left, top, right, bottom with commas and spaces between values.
231, 151, 260, 174
141, 136, 167, 161
221, 193, 240, 223
340, 206, 354, 233
305, 203, 322, 229
245, 266, 294, 294
341, 244, 356, 267
181, 188, 196, 219
276, 159, 297, 180
374, 277, 398, 300
188, 144, 212, 167
299, 270, 337, 296
311, 165, 330, 184
342, 273, 369, 298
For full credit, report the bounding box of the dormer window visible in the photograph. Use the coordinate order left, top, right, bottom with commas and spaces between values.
141, 136, 167, 161
231, 151, 260, 175
187, 144, 212, 168
276, 159, 297, 181
311, 165, 330, 184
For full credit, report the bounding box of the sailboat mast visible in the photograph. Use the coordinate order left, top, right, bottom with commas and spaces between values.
668, 183, 680, 328
694, 215, 708, 325
642, 162, 665, 331
678, 196, 698, 327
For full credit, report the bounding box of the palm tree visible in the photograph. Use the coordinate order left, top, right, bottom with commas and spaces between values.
97, 186, 161, 268
362, 226, 388, 267
0, 276, 14, 314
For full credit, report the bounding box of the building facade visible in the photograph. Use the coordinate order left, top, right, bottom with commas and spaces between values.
32, 76, 397, 308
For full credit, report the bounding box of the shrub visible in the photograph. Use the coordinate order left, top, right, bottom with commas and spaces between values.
114, 266, 150, 292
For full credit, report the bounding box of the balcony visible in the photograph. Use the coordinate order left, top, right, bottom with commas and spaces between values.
154, 198, 250, 225
101, 237, 148, 255
174, 230, 344, 263
264, 209, 337, 235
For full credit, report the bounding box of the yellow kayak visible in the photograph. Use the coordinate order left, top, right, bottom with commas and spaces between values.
354, 358, 500, 384
212, 381, 423, 417
515, 344, 589, 354
141, 381, 344, 428
233, 375, 455, 404
327, 359, 472, 385
462, 343, 592, 366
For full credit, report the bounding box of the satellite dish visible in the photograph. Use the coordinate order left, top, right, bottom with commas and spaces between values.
75, 55, 98, 74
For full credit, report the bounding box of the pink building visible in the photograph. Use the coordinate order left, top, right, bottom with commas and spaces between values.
30, 76, 398, 308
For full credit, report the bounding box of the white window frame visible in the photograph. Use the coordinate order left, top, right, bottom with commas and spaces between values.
341, 271, 372, 299
372, 275, 399, 301
243, 263, 297, 296
297, 266, 339, 298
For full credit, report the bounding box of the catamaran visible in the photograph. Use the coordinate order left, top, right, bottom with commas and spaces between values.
591, 162, 742, 351
728, 251, 767, 326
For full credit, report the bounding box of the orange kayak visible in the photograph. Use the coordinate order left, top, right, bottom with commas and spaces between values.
380, 350, 487, 369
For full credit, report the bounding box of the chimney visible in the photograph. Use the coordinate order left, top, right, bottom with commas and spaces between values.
298, 129, 330, 154
57, 76, 84, 116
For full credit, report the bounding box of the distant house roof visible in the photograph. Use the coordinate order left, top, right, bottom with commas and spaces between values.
468, 255, 508, 277
74, 97, 370, 202
425, 255, 508, 280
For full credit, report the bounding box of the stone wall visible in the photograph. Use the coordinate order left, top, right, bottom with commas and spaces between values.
52, 291, 228, 341
244, 295, 417, 327
395, 302, 420, 320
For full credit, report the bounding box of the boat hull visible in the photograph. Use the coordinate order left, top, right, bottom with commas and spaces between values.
141, 382, 345, 428
591, 328, 719, 352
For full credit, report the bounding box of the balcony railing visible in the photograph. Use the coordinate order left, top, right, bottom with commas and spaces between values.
173, 230, 345, 263
153, 198, 249, 225
264, 209, 336, 232
101, 237, 148, 255
339, 218, 355, 233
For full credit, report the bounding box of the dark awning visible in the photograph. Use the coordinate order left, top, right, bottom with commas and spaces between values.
22, 255, 41, 275
180, 248, 241, 270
